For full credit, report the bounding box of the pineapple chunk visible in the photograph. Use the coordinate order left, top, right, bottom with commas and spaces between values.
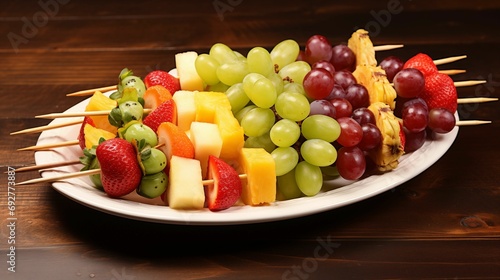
85, 91, 118, 134
175, 51, 204, 91
83, 124, 116, 149
238, 148, 276, 206
189, 122, 222, 179
194, 91, 232, 123
213, 107, 244, 160
167, 156, 205, 209
172, 90, 196, 131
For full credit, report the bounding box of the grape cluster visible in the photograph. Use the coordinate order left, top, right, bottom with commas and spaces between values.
194, 35, 388, 200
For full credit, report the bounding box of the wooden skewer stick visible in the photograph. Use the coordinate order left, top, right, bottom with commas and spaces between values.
373, 44, 404, 51
18, 140, 79, 151
66, 85, 117, 97
36, 109, 152, 119
457, 97, 498, 104
438, 69, 466, 75
10, 119, 82, 135
14, 160, 82, 173
433, 55, 467, 66
454, 80, 486, 87
16, 169, 247, 186
16, 169, 102, 186
456, 120, 492, 126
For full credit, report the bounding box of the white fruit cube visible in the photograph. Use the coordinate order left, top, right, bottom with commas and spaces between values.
175, 51, 204, 91
172, 90, 196, 131
190, 122, 222, 178
167, 156, 205, 209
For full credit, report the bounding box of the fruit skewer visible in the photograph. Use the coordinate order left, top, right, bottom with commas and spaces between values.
14, 160, 82, 173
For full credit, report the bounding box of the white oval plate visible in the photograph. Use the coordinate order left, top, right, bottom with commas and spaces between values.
34, 95, 458, 225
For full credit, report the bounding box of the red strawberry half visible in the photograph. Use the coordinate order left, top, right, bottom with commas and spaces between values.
78, 116, 96, 150
419, 72, 457, 113
96, 138, 142, 198
205, 155, 242, 211
144, 70, 180, 94
143, 99, 177, 133
403, 53, 438, 77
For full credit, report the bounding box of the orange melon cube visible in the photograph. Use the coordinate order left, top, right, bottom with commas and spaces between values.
237, 148, 276, 206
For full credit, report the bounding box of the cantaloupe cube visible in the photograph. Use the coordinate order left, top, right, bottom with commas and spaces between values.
167, 156, 205, 209
190, 122, 222, 178
175, 51, 205, 91
85, 91, 118, 134
194, 91, 232, 123
238, 148, 276, 205
214, 108, 244, 160
172, 90, 196, 131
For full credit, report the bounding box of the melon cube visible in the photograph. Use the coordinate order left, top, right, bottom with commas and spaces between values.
172, 90, 196, 131
238, 148, 276, 205
175, 51, 204, 91
167, 156, 205, 209
190, 122, 222, 179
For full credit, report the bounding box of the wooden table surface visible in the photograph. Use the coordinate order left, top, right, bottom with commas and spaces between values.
1, 1, 499, 279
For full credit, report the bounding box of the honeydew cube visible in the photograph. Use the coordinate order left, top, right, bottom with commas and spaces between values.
213, 107, 244, 160
238, 148, 276, 205
175, 51, 205, 91
194, 91, 232, 123
167, 156, 205, 209
190, 122, 222, 178
172, 90, 196, 131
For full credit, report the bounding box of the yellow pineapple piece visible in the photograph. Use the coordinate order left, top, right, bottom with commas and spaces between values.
237, 148, 276, 206
213, 107, 244, 161
85, 91, 118, 134
83, 124, 116, 149
194, 91, 232, 123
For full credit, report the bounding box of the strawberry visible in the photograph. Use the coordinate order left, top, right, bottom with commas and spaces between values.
78, 116, 95, 149
96, 138, 142, 198
143, 99, 177, 133
144, 70, 180, 94
205, 155, 242, 211
419, 72, 457, 113
403, 53, 438, 77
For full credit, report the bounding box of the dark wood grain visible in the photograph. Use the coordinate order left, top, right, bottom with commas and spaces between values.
1, 1, 499, 279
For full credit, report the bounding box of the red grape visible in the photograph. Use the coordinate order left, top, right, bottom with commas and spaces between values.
393, 68, 425, 98
336, 146, 366, 180
402, 102, 428, 133
309, 99, 336, 118
330, 44, 356, 72
303, 68, 335, 100
358, 123, 382, 151
326, 84, 346, 100
330, 98, 353, 119
304, 35, 333, 65
404, 127, 427, 152
351, 107, 376, 125
312, 60, 336, 76
379, 56, 403, 82
337, 117, 363, 147
428, 108, 455, 133
333, 70, 357, 90
345, 83, 370, 110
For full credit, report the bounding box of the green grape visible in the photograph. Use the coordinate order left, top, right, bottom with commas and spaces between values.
295, 161, 323, 196
225, 83, 250, 114
240, 107, 275, 137
122, 122, 158, 147
247, 46, 274, 77
271, 147, 299, 176
270, 39, 300, 71
206, 82, 230, 93
278, 61, 311, 85
217, 60, 249, 86
121, 75, 146, 98
137, 171, 168, 199
209, 43, 238, 64
118, 101, 144, 124
235, 105, 257, 123
233, 50, 246, 61
267, 72, 285, 95
141, 148, 167, 175
242, 74, 277, 108
300, 139, 337, 167
195, 54, 220, 85
244, 132, 276, 153
270, 119, 301, 147
301, 115, 341, 142
275, 91, 310, 121
283, 82, 306, 96
277, 169, 302, 200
